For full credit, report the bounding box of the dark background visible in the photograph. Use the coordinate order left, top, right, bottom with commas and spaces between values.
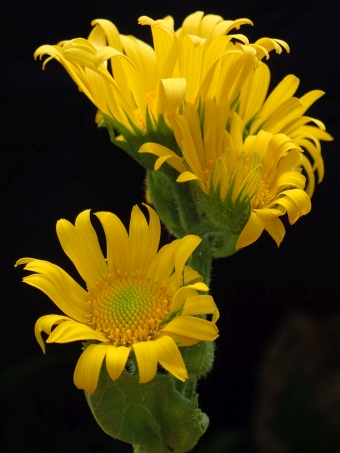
1, 0, 339, 451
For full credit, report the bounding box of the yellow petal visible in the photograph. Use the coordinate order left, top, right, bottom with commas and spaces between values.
171, 286, 200, 312
147, 241, 179, 285
174, 235, 202, 288
152, 331, 199, 347
181, 34, 206, 103
273, 189, 311, 224
95, 211, 129, 275
139, 142, 187, 173
176, 171, 200, 182
35, 314, 72, 353
75, 210, 107, 277
263, 98, 303, 134
90, 19, 123, 53
236, 211, 264, 249
56, 216, 104, 288
73, 344, 109, 393
182, 295, 217, 316
133, 340, 158, 383
173, 113, 204, 178
94, 46, 146, 115
165, 266, 203, 297
128, 205, 150, 273
183, 266, 203, 285
138, 15, 178, 78
161, 315, 219, 341
263, 217, 285, 247
47, 320, 108, 344
105, 345, 131, 380
21, 259, 87, 322
183, 102, 205, 163
250, 74, 299, 133
120, 35, 158, 92
142, 203, 161, 268
156, 77, 186, 119
240, 61, 270, 123
154, 336, 188, 381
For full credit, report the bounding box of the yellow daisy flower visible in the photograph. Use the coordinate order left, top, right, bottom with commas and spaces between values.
238, 61, 333, 196
34, 12, 288, 134
15, 205, 218, 393
140, 100, 311, 249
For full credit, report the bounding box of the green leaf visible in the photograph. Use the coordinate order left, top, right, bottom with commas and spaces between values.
85, 367, 209, 453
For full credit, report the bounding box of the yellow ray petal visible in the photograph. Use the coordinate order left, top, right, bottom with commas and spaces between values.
155, 331, 199, 347
57, 217, 104, 287
128, 205, 150, 273
133, 340, 158, 383
94, 46, 146, 114
161, 315, 218, 341
273, 189, 311, 224
121, 35, 158, 92
250, 74, 300, 132
90, 19, 123, 52
142, 203, 161, 268
165, 265, 203, 297
170, 286, 200, 312
181, 34, 206, 103
154, 336, 188, 381
105, 345, 131, 380
240, 61, 270, 123
20, 259, 87, 322
139, 142, 187, 173
147, 241, 179, 285
173, 113, 204, 178
138, 16, 179, 78
95, 211, 129, 275
236, 211, 264, 249
183, 102, 205, 163
180, 11, 205, 39
156, 78, 186, 119
34, 45, 98, 106
174, 235, 202, 288
263, 98, 303, 134
182, 295, 217, 316
47, 320, 108, 343
73, 344, 109, 393
75, 210, 107, 277
263, 217, 285, 247
176, 171, 200, 182
35, 314, 72, 353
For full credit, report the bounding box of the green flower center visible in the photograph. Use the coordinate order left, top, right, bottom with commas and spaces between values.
86, 271, 170, 346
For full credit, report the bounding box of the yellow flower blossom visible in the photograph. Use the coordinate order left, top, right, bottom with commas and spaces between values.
140, 100, 311, 248
34, 12, 288, 133
16, 205, 218, 393
238, 61, 333, 195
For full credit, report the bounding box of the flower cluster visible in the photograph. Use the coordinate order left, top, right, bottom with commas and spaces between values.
20, 11, 332, 398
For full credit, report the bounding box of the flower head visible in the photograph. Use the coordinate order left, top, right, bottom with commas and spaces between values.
140, 100, 311, 249
34, 12, 288, 135
16, 205, 218, 393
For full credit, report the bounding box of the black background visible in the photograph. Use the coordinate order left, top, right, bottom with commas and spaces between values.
1, 0, 339, 451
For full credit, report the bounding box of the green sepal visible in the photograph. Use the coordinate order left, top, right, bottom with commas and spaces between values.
85, 367, 209, 453
204, 181, 251, 236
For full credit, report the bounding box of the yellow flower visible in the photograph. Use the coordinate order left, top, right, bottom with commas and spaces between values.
34, 12, 288, 134
140, 100, 311, 249
16, 205, 218, 393
238, 61, 333, 196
